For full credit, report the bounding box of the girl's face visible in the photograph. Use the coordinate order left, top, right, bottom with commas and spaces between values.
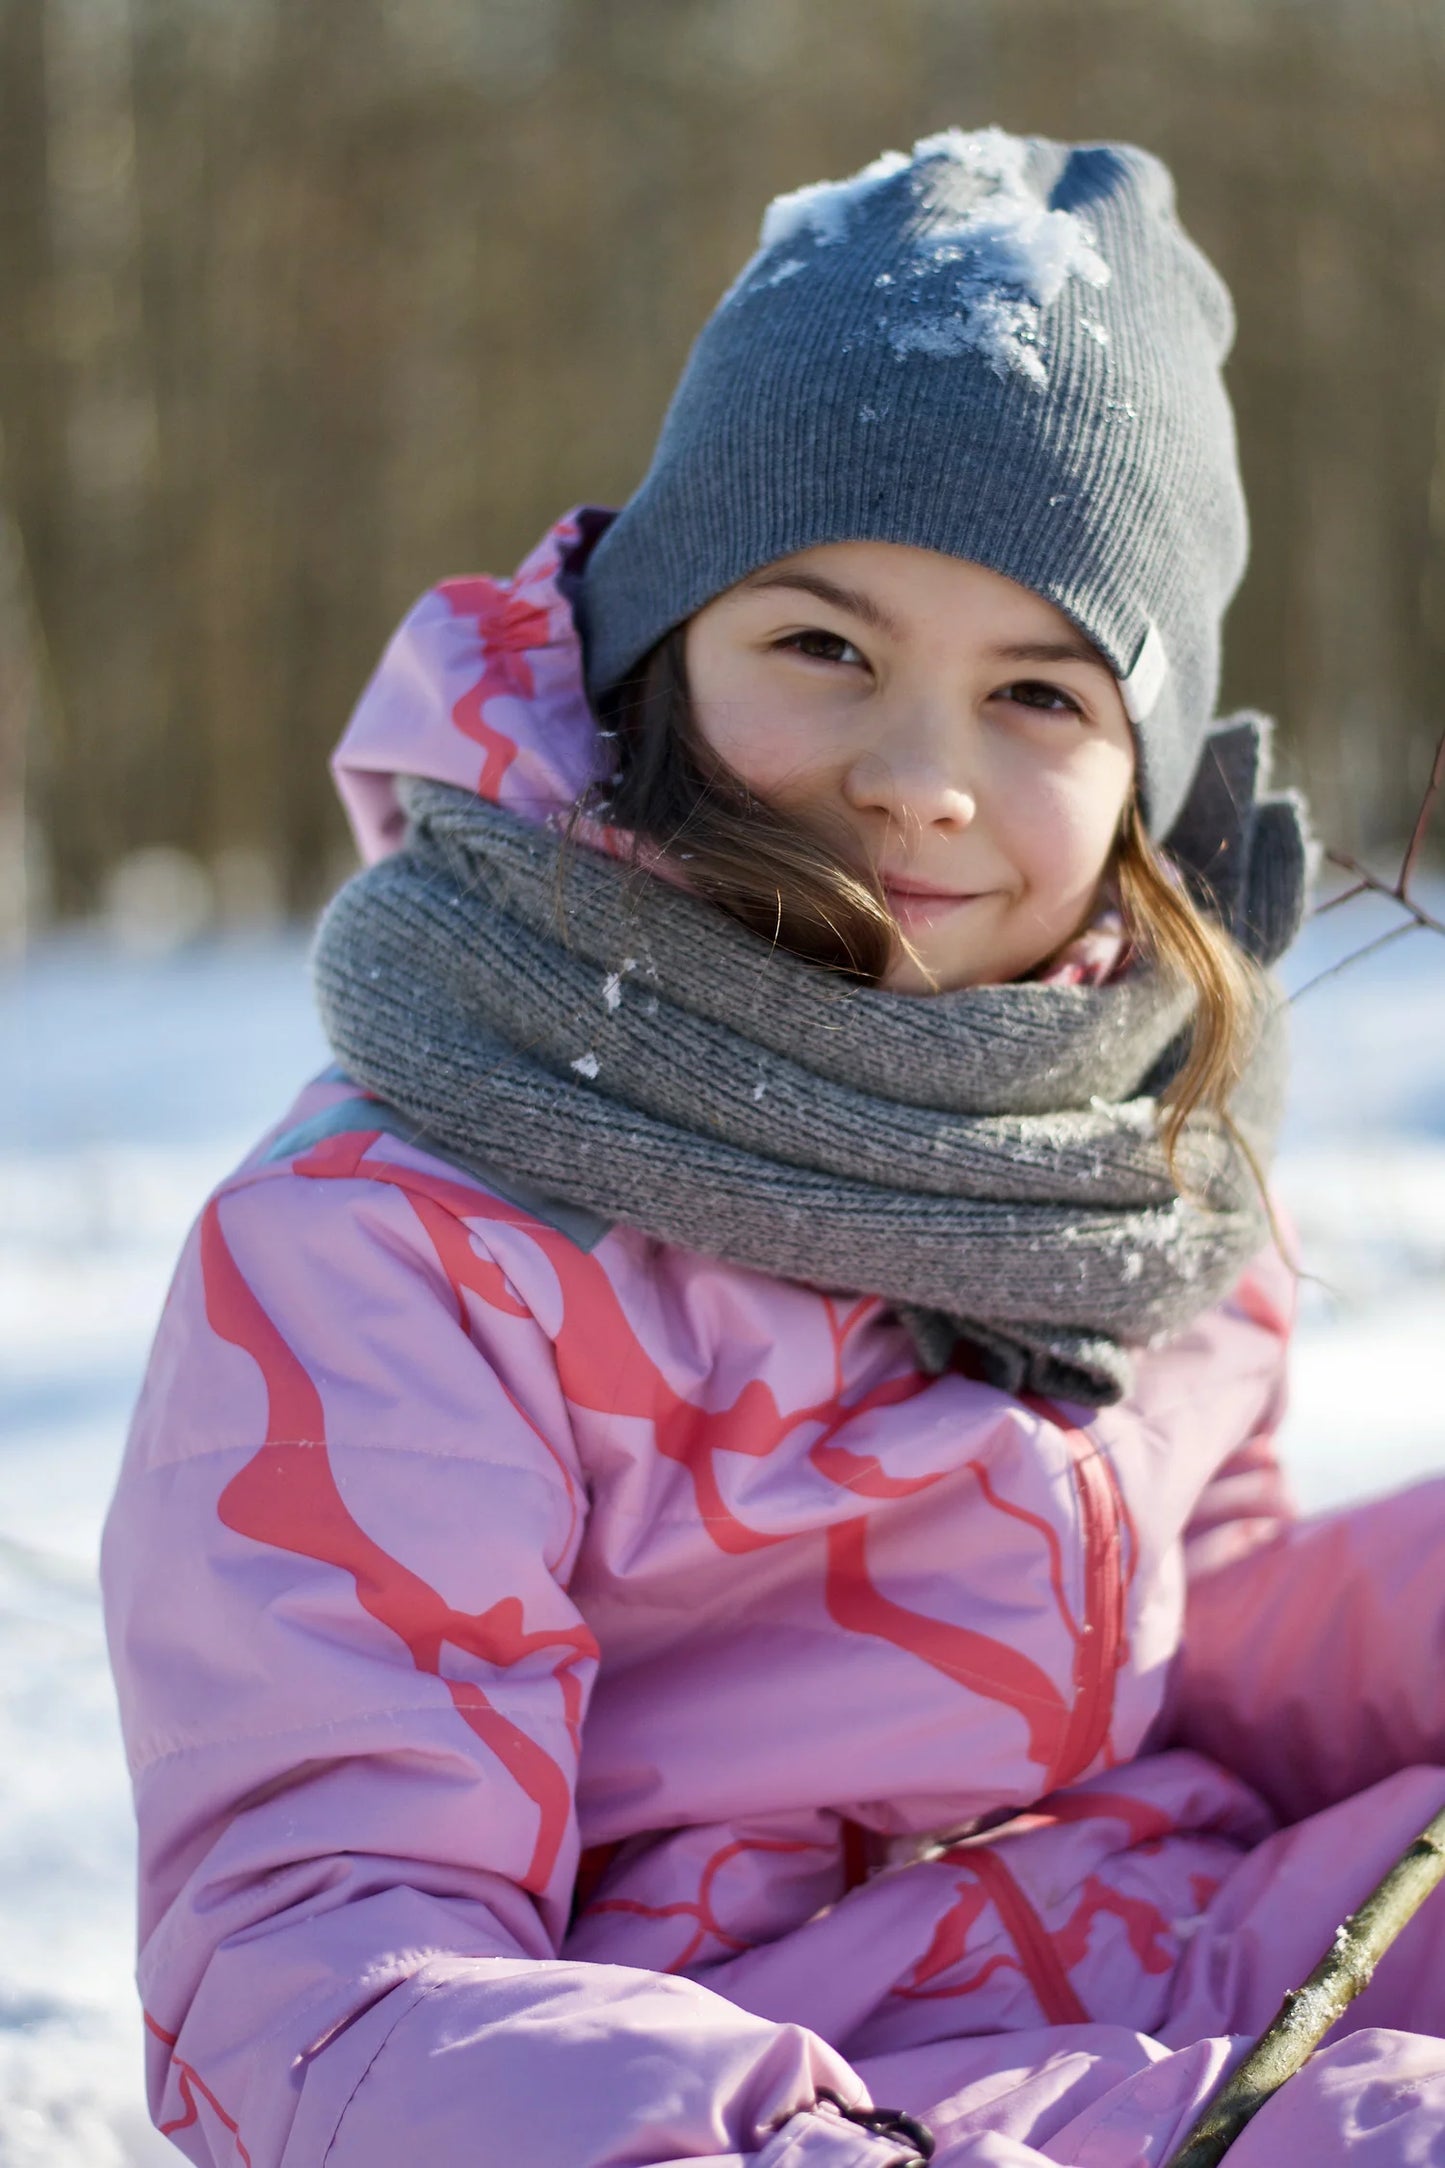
683, 541, 1138, 992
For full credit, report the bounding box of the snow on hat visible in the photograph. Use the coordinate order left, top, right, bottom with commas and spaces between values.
577, 127, 1250, 838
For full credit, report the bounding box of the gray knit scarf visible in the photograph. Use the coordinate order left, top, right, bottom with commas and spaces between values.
312, 775, 1291, 1407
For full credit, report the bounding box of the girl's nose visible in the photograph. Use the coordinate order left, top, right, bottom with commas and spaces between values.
842, 731, 979, 835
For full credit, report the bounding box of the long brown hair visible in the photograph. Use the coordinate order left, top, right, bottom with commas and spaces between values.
589, 625, 1266, 1171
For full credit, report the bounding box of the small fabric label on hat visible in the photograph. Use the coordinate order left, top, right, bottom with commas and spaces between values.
1119, 620, 1168, 723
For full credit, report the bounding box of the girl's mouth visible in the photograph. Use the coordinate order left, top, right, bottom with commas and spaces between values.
881, 878, 990, 931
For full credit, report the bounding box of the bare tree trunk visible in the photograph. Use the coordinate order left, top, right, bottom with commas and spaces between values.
40, 0, 163, 911
0, 423, 63, 952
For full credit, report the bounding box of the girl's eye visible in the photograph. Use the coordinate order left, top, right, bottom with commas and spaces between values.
775, 628, 867, 668
996, 680, 1084, 716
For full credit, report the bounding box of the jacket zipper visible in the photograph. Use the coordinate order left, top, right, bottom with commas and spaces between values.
1028, 1397, 1127, 1792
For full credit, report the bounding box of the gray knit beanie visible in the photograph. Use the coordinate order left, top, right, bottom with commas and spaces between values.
577, 127, 1250, 840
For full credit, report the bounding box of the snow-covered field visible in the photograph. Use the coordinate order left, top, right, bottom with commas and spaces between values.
3, 885, 1443, 2164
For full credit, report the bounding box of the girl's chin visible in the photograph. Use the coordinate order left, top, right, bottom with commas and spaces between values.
881, 931, 1052, 995
881, 947, 1001, 995
879, 890, 1040, 993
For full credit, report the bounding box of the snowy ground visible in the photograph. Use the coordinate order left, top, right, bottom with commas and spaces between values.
3, 883, 1443, 2164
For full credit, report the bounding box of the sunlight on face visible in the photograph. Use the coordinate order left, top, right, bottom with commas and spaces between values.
683, 541, 1138, 991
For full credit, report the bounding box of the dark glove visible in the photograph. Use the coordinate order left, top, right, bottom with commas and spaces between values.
1162, 710, 1314, 967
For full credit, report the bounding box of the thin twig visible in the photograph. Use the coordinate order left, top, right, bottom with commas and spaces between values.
1295, 726, 1445, 992
1162, 1805, 1445, 2168
1310, 878, 1370, 917
1399, 729, 1445, 896
1324, 850, 1445, 938
1289, 918, 1421, 1001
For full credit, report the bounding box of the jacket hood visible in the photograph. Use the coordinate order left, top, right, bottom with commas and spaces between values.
333, 507, 615, 864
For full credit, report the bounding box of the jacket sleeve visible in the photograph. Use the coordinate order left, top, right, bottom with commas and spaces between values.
1154, 1254, 1445, 1823
101, 1159, 906, 2168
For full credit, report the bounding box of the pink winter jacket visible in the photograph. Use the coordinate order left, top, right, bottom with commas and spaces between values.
103, 512, 1445, 2167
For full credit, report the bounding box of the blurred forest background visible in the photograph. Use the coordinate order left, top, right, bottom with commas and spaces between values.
2, 0, 1444, 951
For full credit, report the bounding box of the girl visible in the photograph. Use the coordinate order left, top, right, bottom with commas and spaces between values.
103, 129, 1445, 2167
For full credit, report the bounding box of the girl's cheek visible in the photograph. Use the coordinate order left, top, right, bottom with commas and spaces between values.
1037, 738, 1132, 840
1011, 770, 1124, 906
692, 678, 769, 775
708, 711, 801, 791
699, 690, 844, 801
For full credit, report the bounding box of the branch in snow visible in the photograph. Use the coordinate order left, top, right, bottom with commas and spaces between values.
1162, 1802, 1445, 2167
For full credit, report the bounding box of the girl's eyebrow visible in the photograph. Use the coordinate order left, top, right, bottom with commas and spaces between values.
987, 635, 1113, 674
741, 570, 902, 638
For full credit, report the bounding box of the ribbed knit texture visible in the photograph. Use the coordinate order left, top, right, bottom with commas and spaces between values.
312, 778, 1289, 1407
577, 128, 1248, 836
